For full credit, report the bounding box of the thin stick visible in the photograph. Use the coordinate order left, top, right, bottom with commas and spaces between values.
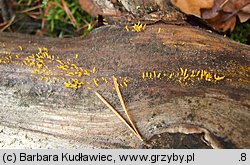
220, 0, 229, 9
0, 15, 15, 32
112, 76, 144, 141
95, 92, 140, 140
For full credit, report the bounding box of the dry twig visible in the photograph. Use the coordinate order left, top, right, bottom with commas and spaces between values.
95, 76, 144, 141
112, 76, 143, 141
95, 92, 141, 140
0, 15, 15, 32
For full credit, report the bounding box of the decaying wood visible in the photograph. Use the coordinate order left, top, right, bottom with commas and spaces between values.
0, 23, 249, 148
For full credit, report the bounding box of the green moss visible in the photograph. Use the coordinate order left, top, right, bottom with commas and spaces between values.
16, 0, 93, 37
230, 21, 250, 45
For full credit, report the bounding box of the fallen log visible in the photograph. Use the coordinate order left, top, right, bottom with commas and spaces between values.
0, 23, 249, 148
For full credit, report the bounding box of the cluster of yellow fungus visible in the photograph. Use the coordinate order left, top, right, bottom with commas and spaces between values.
0, 46, 130, 90
0, 52, 13, 64
102, 18, 108, 25
142, 67, 226, 85
125, 21, 146, 32
1, 46, 248, 91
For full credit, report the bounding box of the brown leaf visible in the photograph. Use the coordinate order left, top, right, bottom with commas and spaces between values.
171, 0, 214, 17
201, 0, 250, 31
78, 0, 103, 17
238, 4, 250, 22
78, 0, 121, 17
207, 14, 237, 31
222, 0, 250, 13
201, 0, 224, 19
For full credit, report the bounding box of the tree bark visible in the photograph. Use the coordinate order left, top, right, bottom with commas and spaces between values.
0, 24, 249, 148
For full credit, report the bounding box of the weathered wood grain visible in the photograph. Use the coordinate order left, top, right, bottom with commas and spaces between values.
0, 24, 249, 148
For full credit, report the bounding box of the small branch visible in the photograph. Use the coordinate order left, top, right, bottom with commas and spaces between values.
95, 91, 143, 141
112, 76, 143, 141
0, 15, 15, 32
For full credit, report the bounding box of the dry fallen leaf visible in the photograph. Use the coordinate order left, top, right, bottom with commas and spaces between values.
237, 4, 250, 23
206, 13, 237, 32
78, 0, 103, 17
171, 0, 250, 32
222, 0, 249, 13
79, 0, 249, 32
78, 0, 121, 17
201, 0, 224, 19
202, 0, 250, 31
237, 4, 250, 22
170, 0, 214, 17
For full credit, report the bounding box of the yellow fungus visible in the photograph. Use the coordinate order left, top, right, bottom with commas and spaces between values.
56, 60, 64, 65
102, 77, 108, 83
124, 77, 129, 83
23, 61, 27, 66
103, 18, 108, 25
41, 76, 49, 82
205, 73, 213, 81
93, 78, 99, 87
178, 78, 183, 84
83, 70, 90, 76
214, 74, 225, 81
125, 25, 130, 32
43, 47, 48, 52
158, 28, 161, 33
199, 70, 207, 80
38, 47, 42, 52
54, 78, 60, 82
149, 72, 153, 79
76, 71, 82, 77
180, 67, 188, 76
2, 45, 238, 91
66, 60, 71, 65
190, 70, 196, 78
71, 64, 78, 70
65, 72, 75, 76
71, 78, 78, 83
44, 51, 49, 58
183, 74, 189, 81
123, 82, 128, 87
31, 69, 38, 74
157, 72, 161, 78
142, 72, 145, 79
29, 61, 35, 67
37, 63, 43, 69
132, 21, 146, 32
4, 51, 10, 55
169, 73, 174, 78
196, 70, 201, 77
57, 65, 68, 71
